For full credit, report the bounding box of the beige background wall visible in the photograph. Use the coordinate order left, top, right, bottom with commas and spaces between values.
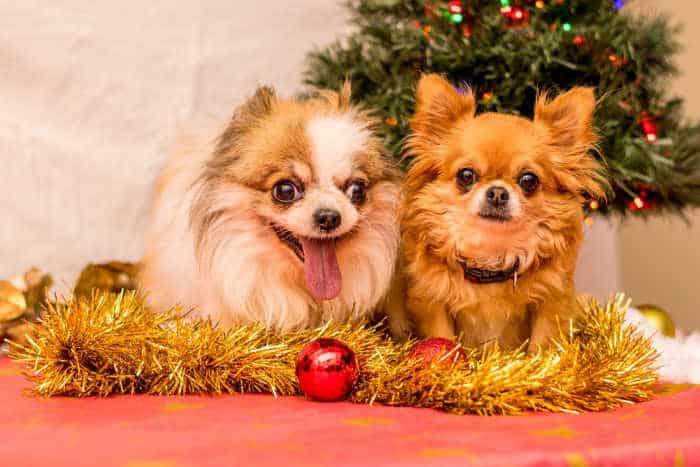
621, 0, 700, 329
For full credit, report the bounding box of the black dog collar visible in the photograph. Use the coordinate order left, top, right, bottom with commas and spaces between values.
461, 258, 520, 284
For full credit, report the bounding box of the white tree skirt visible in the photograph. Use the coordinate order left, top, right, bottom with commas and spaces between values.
626, 307, 700, 384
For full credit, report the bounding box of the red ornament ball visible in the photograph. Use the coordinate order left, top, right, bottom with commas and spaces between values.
295, 338, 359, 401
409, 338, 468, 364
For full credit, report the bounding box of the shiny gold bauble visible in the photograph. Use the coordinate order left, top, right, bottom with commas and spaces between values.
0, 269, 52, 353
636, 304, 676, 337
0, 301, 24, 322
0, 280, 27, 323
73, 262, 139, 299
0, 281, 26, 310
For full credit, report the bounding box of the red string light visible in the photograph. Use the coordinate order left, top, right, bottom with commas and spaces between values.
500, 6, 529, 26
629, 196, 645, 211
640, 112, 658, 143
448, 1, 462, 14
573, 35, 586, 46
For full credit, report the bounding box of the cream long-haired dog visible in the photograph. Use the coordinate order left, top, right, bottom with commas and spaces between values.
395, 74, 608, 350
140, 83, 401, 331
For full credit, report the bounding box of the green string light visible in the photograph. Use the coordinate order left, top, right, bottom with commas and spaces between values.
450, 13, 464, 23
562, 22, 573, 32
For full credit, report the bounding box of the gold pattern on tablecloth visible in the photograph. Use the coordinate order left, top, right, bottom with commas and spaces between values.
565, 453, 589, 467
162, 401, 204, 413
655, 384, 697, 396
532, 426, 583, 439
344, 417, 395, 426
0, 365, 22, 376
124, 461, 179, 467
617, 407, 650, 421
417, 447, 477, 461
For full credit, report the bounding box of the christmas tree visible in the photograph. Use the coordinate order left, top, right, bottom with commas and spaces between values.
305, 0, 700, 216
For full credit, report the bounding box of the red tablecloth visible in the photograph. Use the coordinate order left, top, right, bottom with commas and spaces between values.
2, 357, 699, 467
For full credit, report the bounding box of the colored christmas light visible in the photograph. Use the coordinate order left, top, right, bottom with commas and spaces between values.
448, 1, 462, 14
573, 35, 586, 46
535, 0, 545, 8
629, 196, 645, 210
613, 0, 625, 10
562, 22, 573, 32
500, 5, 528, 26
450, 13, 464, 23
640, 112, 658, 143
628, 189, 654, 211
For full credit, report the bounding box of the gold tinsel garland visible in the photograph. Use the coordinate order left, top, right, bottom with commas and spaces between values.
10, 291, 658, 415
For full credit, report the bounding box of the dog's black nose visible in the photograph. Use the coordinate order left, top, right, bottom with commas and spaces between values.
314, 208, 341, 232
486, 186, 509, 206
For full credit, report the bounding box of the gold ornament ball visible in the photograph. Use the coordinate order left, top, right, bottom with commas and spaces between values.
0, 281, 26, 310
0, 281, 27, 323
636, 304, 676, 337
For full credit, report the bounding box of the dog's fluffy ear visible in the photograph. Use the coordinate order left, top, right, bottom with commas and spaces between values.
216, 86, 277, 155
338, 79, 352, 109
317, 79, 353, 110
239, 86, 277, 121
233, 86, 277, 121
411, 74, 475, 140
535, 87, 596, 151
404, 75, 474, 194
535, 87, 608, 202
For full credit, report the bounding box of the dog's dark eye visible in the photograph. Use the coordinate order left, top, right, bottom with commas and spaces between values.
518, 172, 540, 194
272, 180, 303, 204
345, 180, 366, 205
456, 168, 478, 190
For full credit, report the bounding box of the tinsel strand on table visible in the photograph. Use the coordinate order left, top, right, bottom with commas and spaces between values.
10, 291, 658, 415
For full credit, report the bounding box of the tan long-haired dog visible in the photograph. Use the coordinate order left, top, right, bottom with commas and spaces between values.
140, 83, 401, 331
397, 74, 607, 350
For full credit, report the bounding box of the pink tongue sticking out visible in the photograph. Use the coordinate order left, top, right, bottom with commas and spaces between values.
300, 238, 342, 301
